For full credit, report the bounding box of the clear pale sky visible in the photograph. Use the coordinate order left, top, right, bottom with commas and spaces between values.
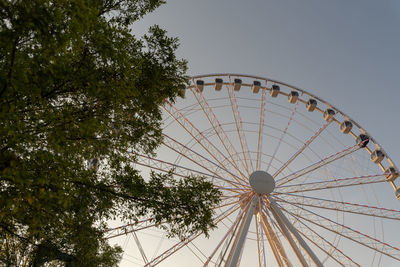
116, 1, 400, 266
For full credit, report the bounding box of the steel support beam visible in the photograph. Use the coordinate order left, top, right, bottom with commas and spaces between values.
268, 198, 323, 267
226, 197, 257, 267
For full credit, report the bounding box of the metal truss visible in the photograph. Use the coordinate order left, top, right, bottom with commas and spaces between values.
275, 174, 385, 194
276, 144, 361, 186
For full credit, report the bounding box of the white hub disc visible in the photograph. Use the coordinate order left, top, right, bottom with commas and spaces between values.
249, 170, 275, 194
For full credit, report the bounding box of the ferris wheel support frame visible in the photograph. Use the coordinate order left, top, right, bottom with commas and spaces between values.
269, 197, 323, 267
224, 195, 323, 267
226, 197, 257, 267
106, 73, 400, 266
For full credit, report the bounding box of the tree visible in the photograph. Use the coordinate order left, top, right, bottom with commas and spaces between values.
0, 0, 221, 266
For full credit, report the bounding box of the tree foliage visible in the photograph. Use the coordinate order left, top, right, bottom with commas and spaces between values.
0, 0, 221, 266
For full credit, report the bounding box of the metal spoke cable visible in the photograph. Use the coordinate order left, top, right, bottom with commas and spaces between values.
281, 204, 361, 266
274, 193, 400, 220
256, 87, 267, 171
144, 200, 244, 266
277, 202, 400, 261
162, 134, 249, 188
205, 202, 249, 266
226, 76, 254, 174
274, 173, 385, 194
267, 96, 301, 173
163, 101, 248, 182
276, 144, 361, 187
274, 119, 333, 178
189, 79, 249, 178
134, 153, 247, 193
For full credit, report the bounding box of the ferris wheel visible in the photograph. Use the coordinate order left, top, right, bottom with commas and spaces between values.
107, 73, 400, 266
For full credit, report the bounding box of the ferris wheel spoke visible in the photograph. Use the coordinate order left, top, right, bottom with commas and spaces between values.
268, 197, 323, 267
105, 196, 242, 241
267, 98, 301, 173
274, 119, 333, 178
262, 197, 295, 267
190, 81, 248, 178
255, 218, 266, 267
214, 212, 248, 267
276, 144, 361, 186
256, 87, 267, 171
163, 101, 247, 182
275, 193, 400, 220
269, 208, 309, 266
259, 196, 290, 267
162, 134, 249, 188
224, 196, 258, 267
205, 202, 249, 266
283, 209, 360, 267
260, 210, 291, 267
278, 202, 400, 261
134, 153, 247, 193
189, 80, 249, 177
277, 199, 361, 266
162, 102, 201, 128
274, 174, 385, 194
104, 218, 156, 239
255, 199, 267, 267
215, 198, 246, 210
226, 77, 254, 174
144, 200, 244, 266
131, 231, 150, 265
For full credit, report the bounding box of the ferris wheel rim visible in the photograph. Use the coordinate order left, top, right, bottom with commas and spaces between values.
188, 73, 399, 179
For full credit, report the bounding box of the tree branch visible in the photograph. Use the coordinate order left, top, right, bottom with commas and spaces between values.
1, 37, 19, 98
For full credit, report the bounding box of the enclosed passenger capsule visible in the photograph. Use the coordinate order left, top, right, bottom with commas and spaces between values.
288, 91, 299, 103
270, 85, 280, 97
385, 166, 399, 182
356, 134, 369, 148
196, 80, 204, 92
323, 108, 335, 121
233, 79, 242, 91
371, 149, 384, 163
214, 78, 223, 91
252, 81, 261, 93
306, 99, 317, 112
340, 120, 353, 134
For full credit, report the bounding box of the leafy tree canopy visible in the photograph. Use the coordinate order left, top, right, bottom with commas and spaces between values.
0, 0, 221, 266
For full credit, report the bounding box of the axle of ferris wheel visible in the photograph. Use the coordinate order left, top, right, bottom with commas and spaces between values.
225, 170, 323, 267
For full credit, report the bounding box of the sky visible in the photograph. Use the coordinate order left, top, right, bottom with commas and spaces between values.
114, 1, 400, 266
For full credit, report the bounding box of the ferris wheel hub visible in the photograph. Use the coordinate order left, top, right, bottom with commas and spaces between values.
249, 170, 275, 194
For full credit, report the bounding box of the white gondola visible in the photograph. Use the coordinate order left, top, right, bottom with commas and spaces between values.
306, 99, 317, 111
288, 91, 299, 103
371, 149, 384, 164
356, 134, 369, 148
323, 108, 335, 121
270, 85, 280, 97
396, 187, 400, 200
340, 120, 353, 134
233, 78, 242, 91
196, 80, 204, 92
214, 78, 223, 91
385, 166, 399, 182
252, 81, 261, 93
